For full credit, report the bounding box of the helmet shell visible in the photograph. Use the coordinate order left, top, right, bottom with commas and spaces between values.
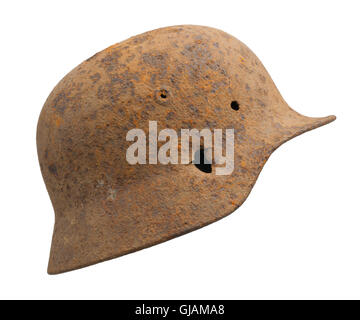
37, 25, 335, 274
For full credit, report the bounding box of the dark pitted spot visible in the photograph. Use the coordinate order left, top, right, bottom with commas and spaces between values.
166, 111, 175, 120
189, 105, 199, 115
52, 91, 68, 114
90, 73, 101, 84
48, 164, 58, 176
256, 99, 266, 107
231, 101, 240, 111
259, 74, 266, 83
142, 53, 167, 68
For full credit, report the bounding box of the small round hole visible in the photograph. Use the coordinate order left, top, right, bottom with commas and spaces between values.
159, 89, 168, 99
231, 100, 239, 111
194, 148, 212, 173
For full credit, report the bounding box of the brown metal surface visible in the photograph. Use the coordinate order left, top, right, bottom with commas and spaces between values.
37, 25, 335, 274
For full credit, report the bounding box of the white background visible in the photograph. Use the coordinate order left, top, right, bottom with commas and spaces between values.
0, 0, 358, 299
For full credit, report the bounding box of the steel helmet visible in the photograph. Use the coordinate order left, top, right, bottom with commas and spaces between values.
37, 25, 335, 274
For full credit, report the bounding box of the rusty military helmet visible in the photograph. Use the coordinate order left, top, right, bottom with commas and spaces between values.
37, 25, 335, 274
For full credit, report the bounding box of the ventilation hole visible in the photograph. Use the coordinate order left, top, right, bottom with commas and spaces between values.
231, 100, 240, 111
159, 89, 168, 99
194, 148, 212, 173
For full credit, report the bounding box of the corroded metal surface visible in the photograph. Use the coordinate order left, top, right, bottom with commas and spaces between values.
37, 25, 335, 274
